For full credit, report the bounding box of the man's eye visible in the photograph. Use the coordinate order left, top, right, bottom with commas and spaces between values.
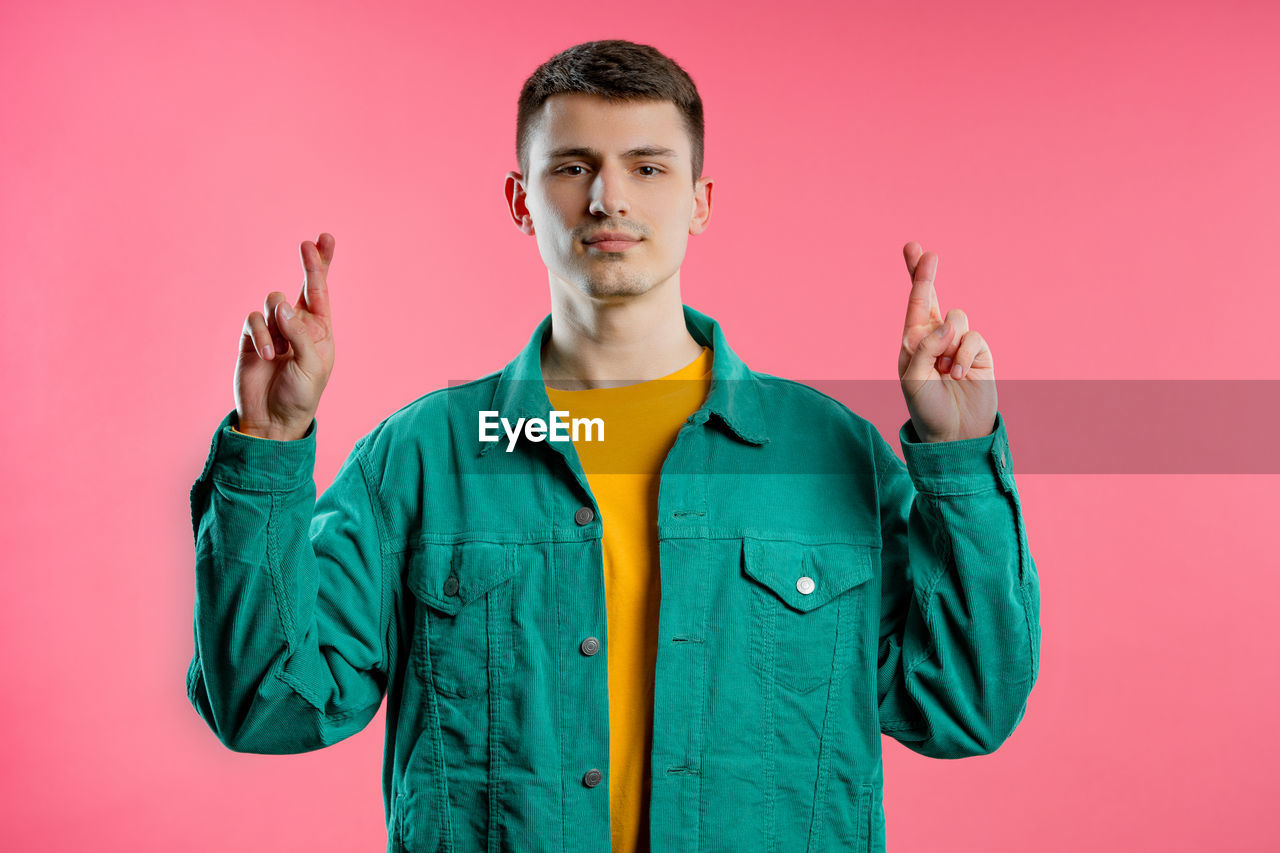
637, 166, 662, 176
557, 165, 587, 176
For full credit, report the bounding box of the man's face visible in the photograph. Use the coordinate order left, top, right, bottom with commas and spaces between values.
505, 93, 712, 300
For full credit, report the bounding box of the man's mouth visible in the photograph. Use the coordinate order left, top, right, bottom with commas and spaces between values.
584, 232, 642, 252
586, 239, 641, 252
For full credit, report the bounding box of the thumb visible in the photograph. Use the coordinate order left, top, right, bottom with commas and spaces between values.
903, 322, 953, 384
275, 301, 320, 373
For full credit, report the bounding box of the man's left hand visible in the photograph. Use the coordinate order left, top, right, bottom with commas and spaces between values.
897, 241, 998, 443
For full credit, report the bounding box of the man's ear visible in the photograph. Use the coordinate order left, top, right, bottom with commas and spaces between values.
689, 176, 713, 236
505, 171, 535, 236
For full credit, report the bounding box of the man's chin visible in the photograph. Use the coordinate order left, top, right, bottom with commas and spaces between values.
574, 274, 655, 299
590, 283, 655, 298
548, 265, 663, 300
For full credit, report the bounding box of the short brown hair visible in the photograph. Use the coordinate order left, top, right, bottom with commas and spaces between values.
515, 40, 705, 185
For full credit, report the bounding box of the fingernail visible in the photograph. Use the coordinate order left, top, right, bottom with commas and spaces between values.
951, 364, 963, 379
280, 303, 294, 319
935, 322, 950, 337
263, 344, 274, 359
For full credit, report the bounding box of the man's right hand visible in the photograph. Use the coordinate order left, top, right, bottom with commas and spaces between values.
233, 233, 336, 441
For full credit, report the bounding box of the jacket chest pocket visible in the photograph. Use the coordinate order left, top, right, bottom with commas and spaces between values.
743, 538, 875, 695
406, 540, 516, 699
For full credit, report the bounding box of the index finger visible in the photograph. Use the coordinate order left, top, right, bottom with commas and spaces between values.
902, 242, 941, 330
297, 232, 334, 319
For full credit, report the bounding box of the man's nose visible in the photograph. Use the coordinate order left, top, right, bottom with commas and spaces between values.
588, 163, 630, 217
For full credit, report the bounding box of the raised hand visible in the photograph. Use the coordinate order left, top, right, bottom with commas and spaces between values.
897, 241, 997, 443
233, 233, 336, 440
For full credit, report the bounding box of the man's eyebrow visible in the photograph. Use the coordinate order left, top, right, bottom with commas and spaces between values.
545, 145, 680, 160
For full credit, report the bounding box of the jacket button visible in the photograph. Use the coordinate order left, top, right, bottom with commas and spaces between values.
574, 506, 595, 525
443, 576, 460, 596
583, 769, 603, 788
796, 576, 816, 595
580, 636, 601, 656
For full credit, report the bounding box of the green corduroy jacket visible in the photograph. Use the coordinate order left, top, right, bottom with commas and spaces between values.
187, 304, 1041, 852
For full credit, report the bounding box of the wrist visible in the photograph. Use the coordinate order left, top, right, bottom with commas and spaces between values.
233, 418, 310, 442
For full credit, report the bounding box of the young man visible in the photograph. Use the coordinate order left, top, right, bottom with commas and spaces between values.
188, 40, 1041, 853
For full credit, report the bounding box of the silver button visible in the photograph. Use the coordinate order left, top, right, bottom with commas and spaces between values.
796, 576, 816, 595
583, 769, 603, 788
574, 506, 595, 525
443, 576, 459, 596
580, 636, 601, 656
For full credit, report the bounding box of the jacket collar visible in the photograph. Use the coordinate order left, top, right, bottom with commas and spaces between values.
478, 304, 769, 456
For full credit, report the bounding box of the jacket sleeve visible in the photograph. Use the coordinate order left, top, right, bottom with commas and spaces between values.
185, 410, 392, 754
873, 410, 1041, 758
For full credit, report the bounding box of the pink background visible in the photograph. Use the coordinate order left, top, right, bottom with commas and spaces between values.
3, 0, 1278, 849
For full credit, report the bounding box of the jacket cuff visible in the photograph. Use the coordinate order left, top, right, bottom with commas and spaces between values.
898, 410, 1015, 495
199, 409, 317, 491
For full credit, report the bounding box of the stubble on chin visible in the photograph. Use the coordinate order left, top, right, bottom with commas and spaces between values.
573, 261, 653, 297
581, 276, 649, 297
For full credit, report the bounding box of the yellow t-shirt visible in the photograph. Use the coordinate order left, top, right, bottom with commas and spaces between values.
545, 345, 712, 853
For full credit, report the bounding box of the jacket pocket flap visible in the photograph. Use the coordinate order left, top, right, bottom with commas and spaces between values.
407, 541, 514, 616
743, 538, 874, 613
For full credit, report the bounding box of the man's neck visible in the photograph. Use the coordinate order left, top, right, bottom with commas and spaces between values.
541, 279, 705, 390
